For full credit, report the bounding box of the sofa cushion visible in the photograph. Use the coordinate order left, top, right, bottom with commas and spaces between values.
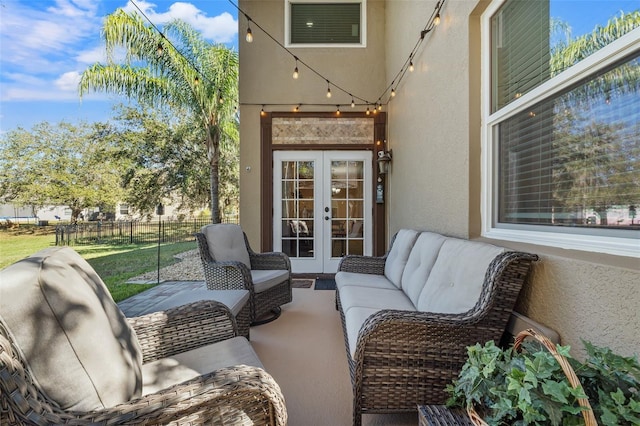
201, 224, 251, 268
0, 247, 143, 411
417, 239, 505, 314
141, 336, 262, 395
251, 269, 289, 293
339, 286, 416, 316
344, 306, 386, 358
335, 271, 398, 291
138, 289, 250, 317
400, 232, 447, 306
384, 229, 419, 288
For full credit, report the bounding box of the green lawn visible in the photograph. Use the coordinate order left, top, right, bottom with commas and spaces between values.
0, 227, 196, 302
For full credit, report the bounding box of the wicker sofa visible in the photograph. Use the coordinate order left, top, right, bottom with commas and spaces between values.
0, 247, 287, 425
335, 229, 538, 426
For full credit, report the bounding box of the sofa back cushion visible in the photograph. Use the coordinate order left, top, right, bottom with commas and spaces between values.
400, 232, 447, 306
416, 239, 504, 314
201, 224, 251, 268
0, 247, 143, 411
384, 229, 419, 288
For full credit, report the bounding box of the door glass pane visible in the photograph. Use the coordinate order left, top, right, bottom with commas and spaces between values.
330, 159, 365, 258
280, 160, 315, 258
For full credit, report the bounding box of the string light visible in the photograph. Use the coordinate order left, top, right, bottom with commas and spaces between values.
260, 105, 265, 116
229, 0, 447, 111
194, 76, 199, 85
245, 15, 254, 43
219, 92, 224, 103
294, 104, 300, 112
336, 105, 340, 115
157, 42, 163, 56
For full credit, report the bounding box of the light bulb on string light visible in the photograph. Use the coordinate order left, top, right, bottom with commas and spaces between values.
245, 25, 253, 43
366, 107, 370, 115
194, 76, 199, 85
409, 60, 414, 72
260, 105, 265, 116
326, 81, 332, 98
351, 98, 355, 108
293, 57, 299, 79
433, 13, 441, 26
391, 88, 396, 97
336, 105, 340, 115
157, 42, 163, 56
294, 104, 300, 112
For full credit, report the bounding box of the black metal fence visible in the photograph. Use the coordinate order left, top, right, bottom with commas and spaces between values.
55, 219, 231, 246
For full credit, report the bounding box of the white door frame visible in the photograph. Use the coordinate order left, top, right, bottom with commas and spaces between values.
273, 150, 373, 273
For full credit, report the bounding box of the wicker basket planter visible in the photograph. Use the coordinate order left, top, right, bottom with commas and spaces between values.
447, 328, 640, 425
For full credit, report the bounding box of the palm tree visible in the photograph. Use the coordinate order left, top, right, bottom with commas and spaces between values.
79, 10, 238, 223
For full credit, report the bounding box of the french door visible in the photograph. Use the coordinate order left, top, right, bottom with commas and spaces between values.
273, 151, 373, 273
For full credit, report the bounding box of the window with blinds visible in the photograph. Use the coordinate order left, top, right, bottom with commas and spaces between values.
484, 0, 640, 254
287, 1, 363, 46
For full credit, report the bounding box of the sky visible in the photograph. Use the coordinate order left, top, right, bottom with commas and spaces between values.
0, 0, 239, 132
0, 1, 637, 133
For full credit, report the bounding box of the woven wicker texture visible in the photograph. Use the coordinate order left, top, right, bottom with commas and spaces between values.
196, 232, 293, 322
337, 235, 538, 426
0, 300, 287, 425
419, 405, 474, 426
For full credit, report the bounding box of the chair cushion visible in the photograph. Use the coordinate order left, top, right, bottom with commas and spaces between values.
251, 269, 289, 293
0, 247, 143, 411
201, 224, 251, 268
343, 306, 387, 358
141, 336, 263, 395
137, 289, 250, 317
384, 229, 419, 288
417, 239, 505, 314
400, 232, 447, 306
335, 271, 398, 291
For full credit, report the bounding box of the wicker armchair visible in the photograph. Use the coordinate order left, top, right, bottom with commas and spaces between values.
0, 247, 287, 426
336, 232, 538, 426
196, 224, 292, 325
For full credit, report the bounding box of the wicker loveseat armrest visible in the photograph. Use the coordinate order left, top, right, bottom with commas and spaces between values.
338, 254, 387, 275
128, 300, 239, 364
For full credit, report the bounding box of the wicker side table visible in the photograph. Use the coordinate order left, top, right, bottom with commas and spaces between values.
418, 405, 475, 426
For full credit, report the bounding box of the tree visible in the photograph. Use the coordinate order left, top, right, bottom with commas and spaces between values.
110, 104, 213, 218
0, 121, 123, 223
79, 10, 238, 223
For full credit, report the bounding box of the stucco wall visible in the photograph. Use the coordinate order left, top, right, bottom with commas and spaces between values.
385, 0, 639, 359
239, 0, 387, 248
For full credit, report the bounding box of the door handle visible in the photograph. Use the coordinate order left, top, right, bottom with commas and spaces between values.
325, 216, 330, 221
325, 207, 330, 212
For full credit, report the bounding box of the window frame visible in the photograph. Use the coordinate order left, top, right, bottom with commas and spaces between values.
284, 0, 367, 48
480, 0, 640, 258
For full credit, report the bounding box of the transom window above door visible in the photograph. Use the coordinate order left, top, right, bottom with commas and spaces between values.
285, 0, 366, 47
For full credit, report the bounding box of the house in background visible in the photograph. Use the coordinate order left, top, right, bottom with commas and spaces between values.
237, 0, 639, 360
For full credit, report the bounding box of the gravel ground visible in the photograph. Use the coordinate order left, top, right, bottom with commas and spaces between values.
128, 249, 204, 283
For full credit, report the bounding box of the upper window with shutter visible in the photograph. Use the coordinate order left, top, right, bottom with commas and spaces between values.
285, 0, 366, 47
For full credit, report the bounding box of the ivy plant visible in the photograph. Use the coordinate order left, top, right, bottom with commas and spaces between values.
446, 339, 640, 425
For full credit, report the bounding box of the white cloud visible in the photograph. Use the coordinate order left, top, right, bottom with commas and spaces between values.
123, 1, 238, 43
55, 71, 82, 92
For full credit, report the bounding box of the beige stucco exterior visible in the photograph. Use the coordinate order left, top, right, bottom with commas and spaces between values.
239, 0, 639, 359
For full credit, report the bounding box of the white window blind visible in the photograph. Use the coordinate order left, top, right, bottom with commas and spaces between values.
290, 3, 361, 44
